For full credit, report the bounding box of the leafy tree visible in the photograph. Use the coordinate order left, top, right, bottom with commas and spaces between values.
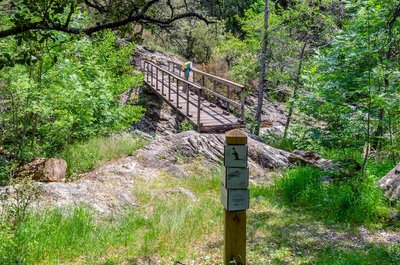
215, 0, 341, 136
163, 19, 226, 63
255, 0, 270, 136
282, 0, 343, 138
0, 30, 144, 161
0, 0, 210, 39
301, 0, 400, 156
198, 0, 258, 33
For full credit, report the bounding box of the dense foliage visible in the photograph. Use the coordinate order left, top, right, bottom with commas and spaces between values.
302, 0, 400, 152
0, 31, 143, 163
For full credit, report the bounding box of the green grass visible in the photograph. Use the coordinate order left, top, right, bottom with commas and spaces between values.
179, 119, 195, 132
61, 132, 147, 176
1, 158, 398, 264
0, 170, 222, 264
0, 207, 148, 264
264, 166, 391, 225
314, 245, 400, 265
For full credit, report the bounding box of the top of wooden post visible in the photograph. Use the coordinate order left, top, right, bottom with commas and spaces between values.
225, 129, 247, 145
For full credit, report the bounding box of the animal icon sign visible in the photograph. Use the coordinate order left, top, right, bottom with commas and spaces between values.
224, 145, 248, 168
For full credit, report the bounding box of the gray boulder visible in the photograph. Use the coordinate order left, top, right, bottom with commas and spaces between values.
378, 163, 400, 201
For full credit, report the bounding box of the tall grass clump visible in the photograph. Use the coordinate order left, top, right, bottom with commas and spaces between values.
61, 133, 147, 176
273, 167, 390, 225
0, 207, 149, 264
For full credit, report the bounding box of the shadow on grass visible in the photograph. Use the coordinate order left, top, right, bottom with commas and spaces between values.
247, 203, 400, 264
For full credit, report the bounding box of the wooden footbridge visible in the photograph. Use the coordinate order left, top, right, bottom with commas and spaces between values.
142, 60, 246, 132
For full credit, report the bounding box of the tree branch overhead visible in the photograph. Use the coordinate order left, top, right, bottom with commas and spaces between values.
0, 0, 212, 38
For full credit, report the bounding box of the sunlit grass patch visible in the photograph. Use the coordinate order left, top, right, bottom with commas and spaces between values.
61, 132, 147, 176
269, 166, 391, 225
1, 161, 398, 264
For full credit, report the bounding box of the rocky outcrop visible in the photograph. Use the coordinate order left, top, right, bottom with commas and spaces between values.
289, 150, 334, 169
132, 86, 181, 136
136, 131, 291, 174
15, 158, 67, 182
2, 131, 332, 215
33, 131, 291, 214
36, 157, 159, 214
246, 94, 287, 129
378, 163, 400, 201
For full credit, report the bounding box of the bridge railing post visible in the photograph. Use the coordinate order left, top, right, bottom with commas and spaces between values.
151, 64, 154, 86
146, 62, 149, 83
162, 70, 165, 96
187, 84, 191, 117
197, 88, 202, 128
168, 74, 172, 102
241, 87, 245, 123
211, 80, 217, 108
156, 67, 159, 91
177, 79, 181, 109
227, 85, 230, 112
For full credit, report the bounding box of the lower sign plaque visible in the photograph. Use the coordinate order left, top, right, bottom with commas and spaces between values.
221, 185, 249, 211
223, 167, 249, 189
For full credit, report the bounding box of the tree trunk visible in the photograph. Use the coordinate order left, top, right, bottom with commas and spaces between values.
283, 41, 307, 139
254, 0, 270, 136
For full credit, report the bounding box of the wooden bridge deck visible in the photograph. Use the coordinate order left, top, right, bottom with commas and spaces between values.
143, 61, 245, 133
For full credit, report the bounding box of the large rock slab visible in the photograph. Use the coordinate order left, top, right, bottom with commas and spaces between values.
136, 131, 291, 181
378, 163, 400, 201
1, 131, 330, 215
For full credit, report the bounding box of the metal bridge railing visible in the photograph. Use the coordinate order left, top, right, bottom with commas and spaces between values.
167, 61, 245, 124
143, 60, 204, 127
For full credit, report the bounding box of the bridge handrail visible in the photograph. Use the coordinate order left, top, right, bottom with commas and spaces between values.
167, 60, 245, 122
167, 60, 245, 90
143, 60, 205, 127
144, 60, 203, 91
145, 60, 241, 110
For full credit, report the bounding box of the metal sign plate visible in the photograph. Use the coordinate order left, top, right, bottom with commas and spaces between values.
221, 185, 249, 211
223, 167, 249, 189
224, 145, 248, 168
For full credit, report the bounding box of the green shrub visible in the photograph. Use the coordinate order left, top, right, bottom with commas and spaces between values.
179, 119, 195, 132
0, 30, 144, 161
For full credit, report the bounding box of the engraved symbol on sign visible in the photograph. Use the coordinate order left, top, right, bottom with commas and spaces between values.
232, 147, 241, 160
230, 169, 241, 177
224, 145, 248, 168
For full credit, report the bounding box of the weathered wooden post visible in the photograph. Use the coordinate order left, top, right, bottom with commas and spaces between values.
162, 70, 166, 96
210, 80, 217, 108
168, 74, 172, 102
177, 79, 181, 109
240, 87, 245, 124
156, 67, 159, 91
222, 129, 249, 265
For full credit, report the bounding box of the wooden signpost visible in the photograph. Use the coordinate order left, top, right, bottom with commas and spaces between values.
222, 129, 249, 265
